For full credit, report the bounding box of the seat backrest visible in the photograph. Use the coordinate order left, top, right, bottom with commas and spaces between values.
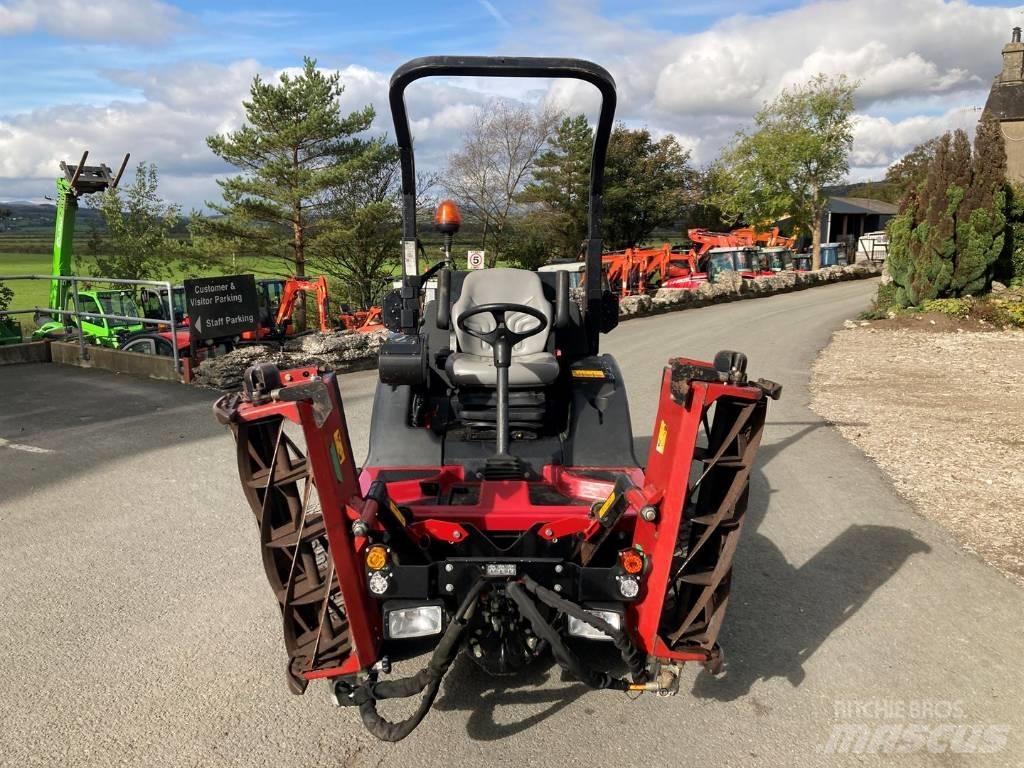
452, 268, 552, 357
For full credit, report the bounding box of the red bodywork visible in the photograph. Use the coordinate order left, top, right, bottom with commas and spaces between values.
223, 359, 766, 681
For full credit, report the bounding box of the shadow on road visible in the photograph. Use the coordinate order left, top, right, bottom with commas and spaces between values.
434, 654, 589, 741
689, 420, 932, 701
0, 363, 376, 504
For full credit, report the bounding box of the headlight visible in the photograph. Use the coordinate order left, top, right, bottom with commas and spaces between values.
567, 609, 622, 641
386, 605, 444, 639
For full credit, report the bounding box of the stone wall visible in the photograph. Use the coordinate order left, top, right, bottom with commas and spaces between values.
618, 262, 881, 319
193, 329, 387, 390
194, 264, 881, 390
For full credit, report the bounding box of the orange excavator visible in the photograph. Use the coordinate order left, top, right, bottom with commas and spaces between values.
602, 243, 699, 295
274, 275, 386, 335
729, 226, 796, 249
275, 276, 332, 334
339, 305, 384, 333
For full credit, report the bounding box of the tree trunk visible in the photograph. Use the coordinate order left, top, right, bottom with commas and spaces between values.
811, 208, 822, 272
293, 203, 307, 331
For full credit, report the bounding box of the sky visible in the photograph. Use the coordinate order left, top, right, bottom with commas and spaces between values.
0, 0, 1021, 209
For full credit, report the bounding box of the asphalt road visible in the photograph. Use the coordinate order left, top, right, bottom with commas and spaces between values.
2, 278, 1022, 767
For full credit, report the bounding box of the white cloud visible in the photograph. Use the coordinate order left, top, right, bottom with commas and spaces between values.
0, 0, 183, 41
0, 59, 501, 207
0, 0, 1016, 206
851, 105, 983, 169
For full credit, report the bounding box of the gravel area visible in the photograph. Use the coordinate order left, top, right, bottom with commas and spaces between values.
811, 325, 1024, 585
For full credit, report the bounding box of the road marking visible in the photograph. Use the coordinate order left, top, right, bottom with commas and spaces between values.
0, 437, 53, 454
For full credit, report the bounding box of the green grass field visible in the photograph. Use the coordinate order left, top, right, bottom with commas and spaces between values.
0, 252, 52, 310
0, 249, 292, 322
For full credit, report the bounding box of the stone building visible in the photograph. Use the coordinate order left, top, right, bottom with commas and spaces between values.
984, 27, 1024, 184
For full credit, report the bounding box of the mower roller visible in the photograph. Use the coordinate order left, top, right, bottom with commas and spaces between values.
214, 56, 781, 742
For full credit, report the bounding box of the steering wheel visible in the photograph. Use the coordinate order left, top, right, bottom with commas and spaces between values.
456, 303, 548, 365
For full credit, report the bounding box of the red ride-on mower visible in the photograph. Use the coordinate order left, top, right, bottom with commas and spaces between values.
214, 56, 781, 742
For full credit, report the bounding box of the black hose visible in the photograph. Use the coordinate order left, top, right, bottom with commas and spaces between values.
520, 576, 648, 683
356, 579, 485, 742
506, 581, 630, 692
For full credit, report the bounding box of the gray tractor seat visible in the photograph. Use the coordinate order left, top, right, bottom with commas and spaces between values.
445, 268, 560, 388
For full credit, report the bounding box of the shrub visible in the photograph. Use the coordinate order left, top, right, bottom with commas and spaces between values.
0, 281, 12, 313
921, 297, 972, 317
860, 281, 904, 319
888, 122, 1007, 305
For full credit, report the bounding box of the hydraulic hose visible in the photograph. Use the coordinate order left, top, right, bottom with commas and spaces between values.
506, 581, 630, 692
520, 576, 647, 683
354, 579, 486, 742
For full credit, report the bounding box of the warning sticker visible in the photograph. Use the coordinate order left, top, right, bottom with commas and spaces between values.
330, 429, 346, 481
655, 420, 668, 454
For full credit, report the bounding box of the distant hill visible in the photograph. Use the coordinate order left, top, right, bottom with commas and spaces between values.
0, 201, 106, 235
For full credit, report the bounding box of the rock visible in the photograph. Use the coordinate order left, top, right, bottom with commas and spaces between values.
284, 329, 388, 366
991, 281, 1008, 294
193, 330, 389, 390
193, 344, 293, 390
651, 288, 696, 309
714, 271, 744, 294
618, 294, 652, 317
843, 319, 858, 329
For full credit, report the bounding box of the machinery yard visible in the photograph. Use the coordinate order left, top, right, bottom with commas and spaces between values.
4, 280, 1022, 766
3, 3, 1024, 765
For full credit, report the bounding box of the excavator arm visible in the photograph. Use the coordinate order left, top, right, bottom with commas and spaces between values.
274, 276, 331, 334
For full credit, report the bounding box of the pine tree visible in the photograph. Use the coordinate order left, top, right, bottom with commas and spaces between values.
899, 132, 955, 305
518, 114, 593, 259
888, 123, 1008, 304
953, 119, 1006, 295
886, 189, 918, 307
196, 58, 385, 327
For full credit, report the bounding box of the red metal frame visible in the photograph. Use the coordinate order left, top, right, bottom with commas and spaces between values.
229, 359, 763, 679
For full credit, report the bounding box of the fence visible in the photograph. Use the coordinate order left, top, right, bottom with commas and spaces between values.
0, 274, 181, 378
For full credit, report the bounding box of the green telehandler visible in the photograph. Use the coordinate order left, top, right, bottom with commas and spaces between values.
32, 152, 144, 347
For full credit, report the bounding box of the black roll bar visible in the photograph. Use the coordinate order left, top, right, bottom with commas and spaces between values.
388, 56, 617, 351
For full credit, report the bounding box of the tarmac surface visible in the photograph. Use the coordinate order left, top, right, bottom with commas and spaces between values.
1, 278, 1021, 766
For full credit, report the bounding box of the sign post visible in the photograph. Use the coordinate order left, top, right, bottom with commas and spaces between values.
467, 250, 485, 270
184, 275, 260, 348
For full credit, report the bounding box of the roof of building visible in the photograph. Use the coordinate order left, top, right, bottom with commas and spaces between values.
826, 196, 898, 215
983, 79, 1024, 121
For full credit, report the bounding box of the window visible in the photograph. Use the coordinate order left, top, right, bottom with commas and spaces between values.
97, 292, 142, 328
77, 296, 104, 330
123, 338, 156, 355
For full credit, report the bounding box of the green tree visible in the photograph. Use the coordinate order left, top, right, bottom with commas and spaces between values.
603, 125, 696, 249
517, 114, 593, 259
998, 183, 1024, 286
198, 58, 384, 327
0, 207, 11, 232
953, 119, 1006, 295
713, 74, 857, 269
885, 136, 942, 197
312, 143, 402, 309
85, 162, 181, 280
888, 124, 1007, 305
445, 101, 560, 267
